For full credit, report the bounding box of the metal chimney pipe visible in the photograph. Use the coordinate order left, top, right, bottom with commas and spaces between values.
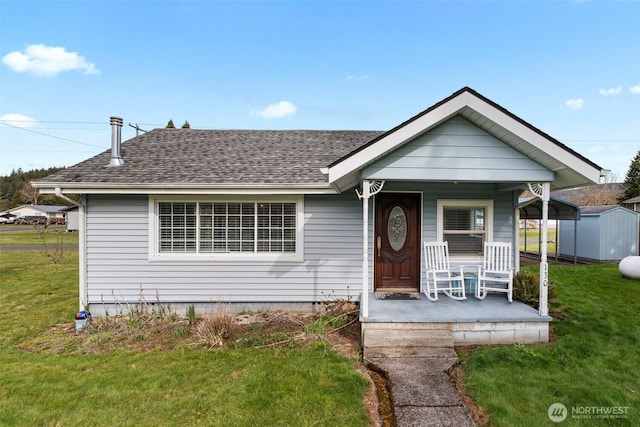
108, 116, 125, 167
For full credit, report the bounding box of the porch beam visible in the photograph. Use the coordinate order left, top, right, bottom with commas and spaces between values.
528, 182, 550, 316
357, 180, 385, 318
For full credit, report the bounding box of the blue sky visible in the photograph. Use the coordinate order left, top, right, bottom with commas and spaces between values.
1, 0, 639, 180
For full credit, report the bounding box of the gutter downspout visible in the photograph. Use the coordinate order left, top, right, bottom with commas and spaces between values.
55, 187, 87, 311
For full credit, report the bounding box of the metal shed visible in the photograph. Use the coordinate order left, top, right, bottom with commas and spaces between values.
519, 196, 581, 263
559, 205, 640, 262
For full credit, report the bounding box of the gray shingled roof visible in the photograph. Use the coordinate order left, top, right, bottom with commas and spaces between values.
40, 129, 383, 185
623, 195, 640, 204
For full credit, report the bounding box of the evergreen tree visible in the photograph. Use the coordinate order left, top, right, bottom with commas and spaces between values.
166, 119, 175, 129
618, 150, 640, 203
0, 167, 69, 208
181, 120, 190, 129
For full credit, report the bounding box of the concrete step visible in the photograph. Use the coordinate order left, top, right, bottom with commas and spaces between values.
364, 346, 457, 359
363, 328, 454, 348
362, 326, 455, 359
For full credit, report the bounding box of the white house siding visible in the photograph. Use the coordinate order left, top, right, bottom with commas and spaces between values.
362, 116, 554, 183
85, 193, 364, 311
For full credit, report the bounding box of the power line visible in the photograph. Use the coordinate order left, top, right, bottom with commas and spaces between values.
0, 122, 106, 149
1, 118, 638, 143
2, 149, 99, 153
0, 119, 165, 127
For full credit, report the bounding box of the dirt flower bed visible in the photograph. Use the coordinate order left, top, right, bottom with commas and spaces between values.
16, 308, 361, 356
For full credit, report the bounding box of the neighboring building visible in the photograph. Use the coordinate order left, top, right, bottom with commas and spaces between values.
34, 87, 605, 345
3, 204, 68, 222
622, 195, 640, 212
559, 205, 640, 262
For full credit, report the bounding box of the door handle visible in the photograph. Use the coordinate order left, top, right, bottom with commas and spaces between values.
377, 236, 381, 257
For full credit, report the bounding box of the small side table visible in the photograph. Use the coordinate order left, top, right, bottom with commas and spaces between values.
464, 272, 478, 297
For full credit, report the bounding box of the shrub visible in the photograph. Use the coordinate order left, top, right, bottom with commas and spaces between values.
194, 310, 237, 349
513, 271, 568, 320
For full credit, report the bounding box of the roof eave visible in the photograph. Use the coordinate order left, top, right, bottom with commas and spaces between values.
32, 181, 338, 195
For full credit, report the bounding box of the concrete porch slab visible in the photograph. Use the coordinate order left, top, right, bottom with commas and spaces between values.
361, 293, 551, 346
363, 292, 551, 323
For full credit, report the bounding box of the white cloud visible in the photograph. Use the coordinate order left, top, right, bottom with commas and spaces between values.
346, 74, 369, 80
0, 113, 37, 128
565, 98, 584, 109
2, 44, 99, 76
599, 86, 623, 96
630, 85, 640, 94
252, 101, 297, 119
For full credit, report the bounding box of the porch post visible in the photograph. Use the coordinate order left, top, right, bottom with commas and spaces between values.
357, 180, 385, 318
528, 182, 550, 316
362, 186, 370, 318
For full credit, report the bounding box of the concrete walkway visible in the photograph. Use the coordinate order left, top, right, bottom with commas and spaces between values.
367, 350, 475, 427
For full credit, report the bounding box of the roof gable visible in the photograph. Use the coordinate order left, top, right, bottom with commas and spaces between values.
327, 87, 604, 192
361, 115, 554, 183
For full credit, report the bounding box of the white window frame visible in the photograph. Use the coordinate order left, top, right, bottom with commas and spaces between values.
436, 199, 493, 263
149, 195, 304, 262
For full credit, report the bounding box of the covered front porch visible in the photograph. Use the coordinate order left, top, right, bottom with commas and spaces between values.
360, 293, 552, 354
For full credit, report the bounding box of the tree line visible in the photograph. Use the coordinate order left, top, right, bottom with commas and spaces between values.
0, 167, 79, 211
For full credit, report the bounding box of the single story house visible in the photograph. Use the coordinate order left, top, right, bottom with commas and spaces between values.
34, 87, 605, 346
2, 204, 68, 222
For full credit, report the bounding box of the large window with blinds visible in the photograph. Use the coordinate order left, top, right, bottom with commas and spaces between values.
437, 200, 493, 257
152, 198, 303, 261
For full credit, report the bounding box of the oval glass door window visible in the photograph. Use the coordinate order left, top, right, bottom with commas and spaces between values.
387, 205, 407, 251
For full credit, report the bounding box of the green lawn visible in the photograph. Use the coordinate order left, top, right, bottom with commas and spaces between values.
0, 227, 78, 246
464, 263, 640, 426
0, 250, 371, 426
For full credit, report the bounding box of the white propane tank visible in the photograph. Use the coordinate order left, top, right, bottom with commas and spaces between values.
619, 256, 640, 280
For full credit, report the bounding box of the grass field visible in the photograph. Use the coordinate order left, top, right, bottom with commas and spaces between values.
464, 263, 640, 426
0, 226, 78, 246
0, 249, 371, 426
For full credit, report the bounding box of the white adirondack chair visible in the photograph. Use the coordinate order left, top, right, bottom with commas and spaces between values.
477, 241, 514, 302
423, 241, 466, 301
